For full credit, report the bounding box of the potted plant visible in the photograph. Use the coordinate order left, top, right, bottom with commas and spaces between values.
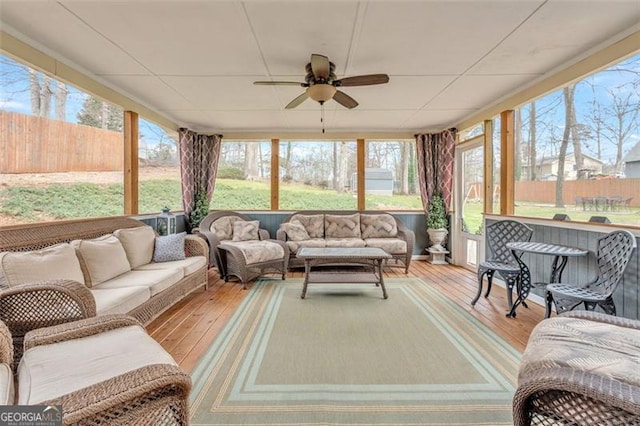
188, 189, 210, 233
426, 193, 448, 252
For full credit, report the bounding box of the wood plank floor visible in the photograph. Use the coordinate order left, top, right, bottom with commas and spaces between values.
147, 260, 545, 373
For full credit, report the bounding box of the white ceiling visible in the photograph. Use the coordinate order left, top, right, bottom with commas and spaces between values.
1, 0, 639, 135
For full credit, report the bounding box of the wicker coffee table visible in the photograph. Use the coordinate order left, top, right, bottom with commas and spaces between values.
296, 247, 392, 299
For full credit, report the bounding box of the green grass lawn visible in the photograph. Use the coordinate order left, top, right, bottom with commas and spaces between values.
1, 178, 637, 228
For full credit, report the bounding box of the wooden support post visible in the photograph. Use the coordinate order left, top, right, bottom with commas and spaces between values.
357, 138, 365, 210
124, 111, 138, 215
500, 110, 515, 215
271, 138, 279, 210
483, 119, 494, 215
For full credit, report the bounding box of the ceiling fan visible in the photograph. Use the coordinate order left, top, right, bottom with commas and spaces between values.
253, 54, 390, 110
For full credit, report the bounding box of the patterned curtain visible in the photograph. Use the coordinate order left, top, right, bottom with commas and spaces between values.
178, 128, 222, 217
415, 129, 456, 212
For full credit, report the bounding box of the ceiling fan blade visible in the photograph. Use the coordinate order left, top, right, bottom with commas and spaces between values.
254, 81, 306, 86
310, 54, 330, 80
333, 90, 358, 109
285, 92, 309, 109
335, 74, 390, 87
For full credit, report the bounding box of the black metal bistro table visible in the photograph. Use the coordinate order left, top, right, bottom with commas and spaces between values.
504, 242, 588, 318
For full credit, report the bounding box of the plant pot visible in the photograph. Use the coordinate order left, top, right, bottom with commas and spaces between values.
427, 228, 448, 252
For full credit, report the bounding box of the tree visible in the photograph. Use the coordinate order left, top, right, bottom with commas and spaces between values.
54, 82, 67, 120
555, 84, 575, 208
77, 96, 123, 131
528, 101, 537, 181
244, 143, 259, 179
399, 142, 410, 194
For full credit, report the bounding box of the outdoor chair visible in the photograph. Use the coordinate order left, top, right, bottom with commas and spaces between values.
545, 229, 636, 317
472, 220, 533, 310
198, 211, 288, 288
513, 311, 640, 425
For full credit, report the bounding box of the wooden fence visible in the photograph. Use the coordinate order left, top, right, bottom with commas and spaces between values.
0, 111, 123, 173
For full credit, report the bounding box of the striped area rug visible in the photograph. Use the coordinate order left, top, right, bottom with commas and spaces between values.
190, 277, 521, 425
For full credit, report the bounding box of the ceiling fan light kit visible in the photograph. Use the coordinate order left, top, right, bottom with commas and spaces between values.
254, 54, 389, 132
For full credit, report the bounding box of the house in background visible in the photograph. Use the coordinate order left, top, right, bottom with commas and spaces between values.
534, 153, 603, 181
624, 141, 640, 178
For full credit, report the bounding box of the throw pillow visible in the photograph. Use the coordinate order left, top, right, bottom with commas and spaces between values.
72, 235, 131, 287
325, 213, 361, 238
360, 214, 398, 238
153, 232, 187, 262
291, 214, 324, 238
232, 220, 260, 241
0, 243, 85, 287
113, 225, 156, 268
280, 220, 310, 241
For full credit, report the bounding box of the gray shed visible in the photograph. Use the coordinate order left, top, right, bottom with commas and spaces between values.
624, 141, 640, 178
351, 168, 394, 195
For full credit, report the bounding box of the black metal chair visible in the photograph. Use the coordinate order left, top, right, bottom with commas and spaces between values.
545, 229, 636, 317
471, 220, 533, 309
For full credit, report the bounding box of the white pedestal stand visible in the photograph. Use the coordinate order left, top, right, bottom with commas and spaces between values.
427, 247, 449, 265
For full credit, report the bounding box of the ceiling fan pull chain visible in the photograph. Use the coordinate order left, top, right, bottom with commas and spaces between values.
321, 101, 325, 133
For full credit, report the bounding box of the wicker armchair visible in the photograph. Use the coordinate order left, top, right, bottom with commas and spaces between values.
0, 279, 96, 369
9, 314, 191, 424
513, 311, 640, 425
198, 211, 288, 288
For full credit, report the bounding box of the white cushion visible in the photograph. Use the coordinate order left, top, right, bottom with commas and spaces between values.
135, 256, 207, 276
18, 325, 177, 404
95, 268, 183, 297
0, 364, 14, 405
72, 235, 131, 287
232, 220, 260, 241
279, 220, 310, 242
91, 286, 150, 315
364, 238, 407, 254
114, 226, 156, 269
0, 243, 85, 287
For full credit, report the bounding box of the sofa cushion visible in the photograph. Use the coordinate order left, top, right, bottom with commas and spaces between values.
0, 364, 14, 405
153, 232, 186, 263
72, 235, 131, 288
209, 216, 243, 241
280, 220, 310, 242
0, 243, 85, 287
285, 238, 326, 254
325, 238, 367, 248
18, 324, 177, 404
361, 214, 398, 238
136, 256, 207, 276
232, 220, 260, 241
95, 268, 183, 297
325, 213, 361, 238
364, 238, 407, 254
114, 226, 156, 268
91, 286, 150, 316
223, 241, 284, 265
291, 214, 324, 238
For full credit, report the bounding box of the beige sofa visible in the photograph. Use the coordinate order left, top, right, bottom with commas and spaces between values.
0, 216, 208, 365
276, 210, 415, 273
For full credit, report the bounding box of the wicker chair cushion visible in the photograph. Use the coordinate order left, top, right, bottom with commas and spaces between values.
360, 214, 398, 238
325, 214, 361, 239
0, 364, 13, 405
0, 243, 85, 287
95, 268, 183, 297
72, 235, 131, 287
114, 226, 156, 268
291, 214, 325, 238
364, 238, 407, 254
17, 324, 177, 404
136, 256, 207, 277
520, 316, 640, 387
210, 216, 243, 241
232, 220, 260, 241
285, 238, 327, 254
223, 241, 285, 265
325, 238, 366, 248
280, 220, 310, 242
91, 286, 151, 316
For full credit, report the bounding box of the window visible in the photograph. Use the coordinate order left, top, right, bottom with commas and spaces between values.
513, 54, 640, 225
0, 54, 124, 225
138, 119, 182, 214
365, 140, 421, 210
212, 140, 271, 210
279, 140, 357, 210
490, 116, 501, 215
459, 123, 484, 142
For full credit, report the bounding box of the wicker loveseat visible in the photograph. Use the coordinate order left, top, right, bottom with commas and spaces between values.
0, 216, 209, 366
276, 210, 415, 273
513, 311, 640, 425
0, 315, 191, 424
